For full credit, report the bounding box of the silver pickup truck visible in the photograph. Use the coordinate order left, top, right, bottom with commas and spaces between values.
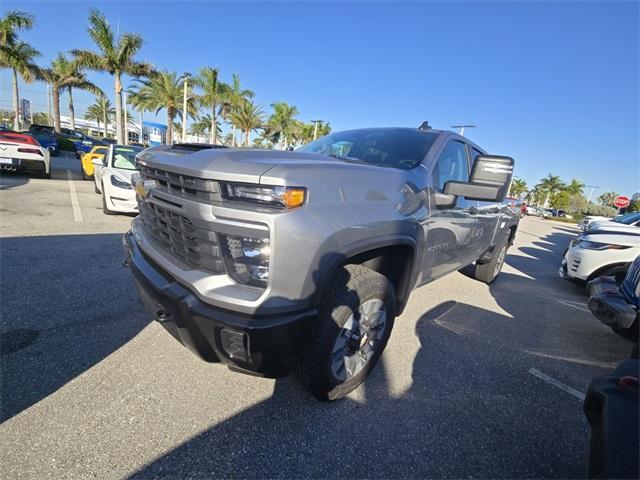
123, 125, 518, 400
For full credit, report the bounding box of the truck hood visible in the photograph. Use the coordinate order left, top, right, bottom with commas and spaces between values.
136, 146, 353, 184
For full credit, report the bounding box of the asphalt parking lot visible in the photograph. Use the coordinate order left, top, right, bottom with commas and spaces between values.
0, 155, 634, 479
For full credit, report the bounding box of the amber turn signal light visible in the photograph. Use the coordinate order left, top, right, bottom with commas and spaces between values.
282, 188, 306, 208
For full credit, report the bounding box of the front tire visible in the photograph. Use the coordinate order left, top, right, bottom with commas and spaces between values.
302, 264, 396, 401
475, 235, 509, 284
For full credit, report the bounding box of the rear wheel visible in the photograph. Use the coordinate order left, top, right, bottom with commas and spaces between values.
475, 235, 509, 284
302, 264, 396, 401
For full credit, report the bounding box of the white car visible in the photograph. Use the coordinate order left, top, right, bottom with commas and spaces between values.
93, 144, 143, 214
0, 132, 51, 178
579, 215, 612, 231
587, 212, 640, 232
560, 230, 640, 284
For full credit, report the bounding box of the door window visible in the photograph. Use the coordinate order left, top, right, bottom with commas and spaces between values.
432, 141, 469, 191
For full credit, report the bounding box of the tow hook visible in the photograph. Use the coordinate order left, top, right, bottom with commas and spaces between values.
155, 309, 171, 322
122, 259, 129, 267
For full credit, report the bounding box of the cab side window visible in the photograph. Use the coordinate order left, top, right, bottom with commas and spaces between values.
432, 140, 469, 191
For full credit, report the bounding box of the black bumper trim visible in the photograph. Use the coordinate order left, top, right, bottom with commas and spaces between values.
123, 231, 316, 377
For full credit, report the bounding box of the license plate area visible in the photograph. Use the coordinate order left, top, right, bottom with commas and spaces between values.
0, 157, 15, 165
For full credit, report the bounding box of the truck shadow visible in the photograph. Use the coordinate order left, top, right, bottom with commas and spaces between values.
0, 233, 149, 423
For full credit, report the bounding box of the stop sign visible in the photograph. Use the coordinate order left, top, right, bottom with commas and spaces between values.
614, 195, 631, 208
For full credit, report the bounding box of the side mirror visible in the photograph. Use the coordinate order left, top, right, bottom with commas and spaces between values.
443, 155, 514, 202
286, 146, 294, 151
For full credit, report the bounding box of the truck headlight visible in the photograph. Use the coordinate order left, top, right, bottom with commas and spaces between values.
223, 183, 306, 209
222, 235, 270, 287
578, 240, 630, 251
111, 175, 132, 190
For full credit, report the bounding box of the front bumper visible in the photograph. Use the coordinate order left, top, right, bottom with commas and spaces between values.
587, 277, 638, 330
123, 230, 316, 377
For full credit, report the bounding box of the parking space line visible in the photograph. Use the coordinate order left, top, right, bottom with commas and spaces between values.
66, 169, 83, 222
528, 368, 585, 401
557, 299, 590, 313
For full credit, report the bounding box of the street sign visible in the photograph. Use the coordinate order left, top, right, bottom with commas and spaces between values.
20, 99, 31, 122
614, 195, 630, 208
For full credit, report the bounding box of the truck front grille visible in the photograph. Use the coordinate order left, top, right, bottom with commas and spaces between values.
139, 165, 223, 203
138, 201, 225, 273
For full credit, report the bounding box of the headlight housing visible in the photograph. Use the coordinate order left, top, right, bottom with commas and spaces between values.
577, 240, 630, 250
223, 183, 306, 209
222, 235, 270, 288
110, 174, 132, 190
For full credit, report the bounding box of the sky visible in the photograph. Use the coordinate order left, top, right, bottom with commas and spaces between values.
1, 0, 639, 197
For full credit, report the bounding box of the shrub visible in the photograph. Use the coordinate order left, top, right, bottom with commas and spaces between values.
578, 204, 618, 217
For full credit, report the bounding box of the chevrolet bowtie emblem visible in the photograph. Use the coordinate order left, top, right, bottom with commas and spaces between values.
135, 179, 156, 199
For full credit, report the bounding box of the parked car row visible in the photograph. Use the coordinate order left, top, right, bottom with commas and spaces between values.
82, 144, 144, 214
561, 211, 640, 285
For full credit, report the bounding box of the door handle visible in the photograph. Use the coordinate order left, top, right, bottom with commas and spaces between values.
468, 206, 479, 215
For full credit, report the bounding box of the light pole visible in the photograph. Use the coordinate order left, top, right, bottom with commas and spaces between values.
310, 119, 324, 140
585, 185, 600, 203
123, 91, 128, 145
181, 72, 191, 143
451, 124, 476, 136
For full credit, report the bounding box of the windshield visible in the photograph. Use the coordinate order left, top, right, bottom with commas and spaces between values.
111, 146, 143, 170
298, 128, 439, 169
614, 211, 640, 225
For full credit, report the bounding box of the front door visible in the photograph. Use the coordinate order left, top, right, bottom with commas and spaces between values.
422, 139, 478, 281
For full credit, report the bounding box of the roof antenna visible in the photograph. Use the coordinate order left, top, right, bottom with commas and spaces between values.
418, 121, 431, 130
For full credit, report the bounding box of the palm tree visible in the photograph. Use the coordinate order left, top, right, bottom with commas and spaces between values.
191, 113, 221, 143
39, 54, 103, 133
508, 178, 528, 198
127, 85, 151, 144
1, 40, 40, 131
597, 191, 619, 207
536, 174, 564, 207
97, 96, 114, 137
0, 11, 37, 130
72, 9, 153, 144
136, 71, 196, 145
194, 67, 229, 144
0, 10, 34, 48
228, 101, 265, 146
224, 73, 254, 146
565, 179, 585, 196
84, 104, 103, 135
265, 101, 300, 149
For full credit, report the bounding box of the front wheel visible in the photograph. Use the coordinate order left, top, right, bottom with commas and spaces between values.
475, 235, 509, 284
302, 264, 396, 401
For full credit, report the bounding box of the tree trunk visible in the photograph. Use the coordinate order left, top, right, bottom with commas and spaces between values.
231, 124, 236, 147
12, 69, 20, 131
97, 119, 101, 136
245, 128, 250, 146
114, 73, 124, 144
139, 109, 143, 144
166, 109, 174, 145
68, 87, 76, 131
210, 105, 216, 144
52, 84, 61, 134
102, 107, 107, 137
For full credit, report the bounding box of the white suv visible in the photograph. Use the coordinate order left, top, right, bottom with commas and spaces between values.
561, 230, 640, 284
93, 144, 143, 214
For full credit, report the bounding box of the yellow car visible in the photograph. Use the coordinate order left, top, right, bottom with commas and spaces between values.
81, 145, 109, 180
